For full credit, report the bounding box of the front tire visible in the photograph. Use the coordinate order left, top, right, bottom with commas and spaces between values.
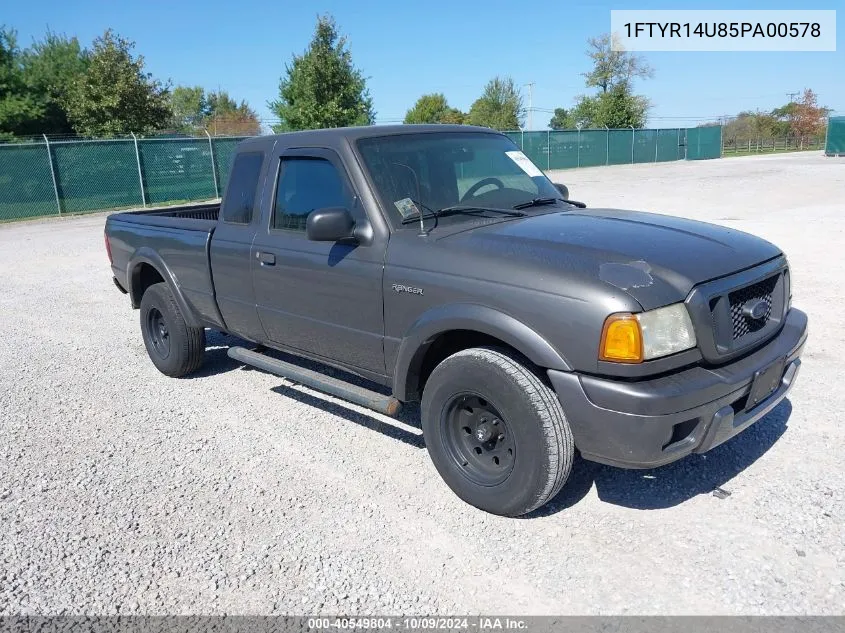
139, 282, 205, 377
421, 346, 574, 516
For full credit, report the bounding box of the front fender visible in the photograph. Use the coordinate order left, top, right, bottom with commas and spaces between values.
392, 303, 571, 401
127, 247, 202, 328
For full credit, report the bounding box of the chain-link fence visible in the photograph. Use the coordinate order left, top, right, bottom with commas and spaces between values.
0, 126, 725, 222
0, 134, 251, 221
504, 126, 721, 170
825, 116, 845, 157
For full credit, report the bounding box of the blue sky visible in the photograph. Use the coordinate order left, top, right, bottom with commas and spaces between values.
6, 0, 843, 130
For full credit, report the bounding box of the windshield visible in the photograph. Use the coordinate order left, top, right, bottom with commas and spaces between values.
356, 132, 561, 224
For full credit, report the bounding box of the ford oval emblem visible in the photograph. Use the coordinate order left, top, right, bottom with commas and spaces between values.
742, 298, 769, 320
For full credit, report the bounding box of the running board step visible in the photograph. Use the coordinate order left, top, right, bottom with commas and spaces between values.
227, 346, 402, 417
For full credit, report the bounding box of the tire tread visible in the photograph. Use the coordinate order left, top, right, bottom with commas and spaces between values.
140, 283, 205, 377
429, 346, 574, 515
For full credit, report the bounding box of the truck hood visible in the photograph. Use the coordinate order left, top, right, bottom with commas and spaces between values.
439, 208, 782, 309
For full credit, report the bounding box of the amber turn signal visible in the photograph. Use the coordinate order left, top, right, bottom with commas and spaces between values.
599, 314, 643, 363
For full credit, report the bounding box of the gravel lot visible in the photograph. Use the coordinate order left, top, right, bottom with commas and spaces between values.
1, 152, 843, 615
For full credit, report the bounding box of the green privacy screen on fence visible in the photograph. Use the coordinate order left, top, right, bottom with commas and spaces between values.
0, 143, 58, 220
53, 139, 143, 213
140, 138, 216, 205
0, 135, 252, 221
825, 117, 845, 156
686, 126, 723, 160
506, 126, 718, 169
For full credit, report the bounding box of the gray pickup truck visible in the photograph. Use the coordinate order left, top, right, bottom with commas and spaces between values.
105, 124, 807, 516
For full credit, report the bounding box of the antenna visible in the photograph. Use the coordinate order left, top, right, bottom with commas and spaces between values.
391, 162, 427, 237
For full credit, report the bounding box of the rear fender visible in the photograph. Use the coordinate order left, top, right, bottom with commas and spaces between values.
128, 247, 202, 328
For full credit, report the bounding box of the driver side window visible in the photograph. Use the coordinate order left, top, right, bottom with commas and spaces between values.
273, 157, 352, 232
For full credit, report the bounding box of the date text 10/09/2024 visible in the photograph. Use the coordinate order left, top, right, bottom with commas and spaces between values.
622, 22, 822, 39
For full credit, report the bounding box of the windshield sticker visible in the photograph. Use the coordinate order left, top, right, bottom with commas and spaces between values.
505, 150, 544, 178
394, 197, 420, 219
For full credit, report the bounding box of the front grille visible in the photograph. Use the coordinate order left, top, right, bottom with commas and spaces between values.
728, 275, 778, 340
688, 259, 787, 362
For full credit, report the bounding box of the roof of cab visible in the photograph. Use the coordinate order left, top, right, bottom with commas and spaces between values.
236, 124, 502, 149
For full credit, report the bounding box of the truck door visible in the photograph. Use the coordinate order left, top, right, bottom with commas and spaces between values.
251, 147, 386, 375
208, 149, 267, 343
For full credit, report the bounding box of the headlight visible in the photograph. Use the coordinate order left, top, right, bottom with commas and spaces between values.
600, 303, 696, 363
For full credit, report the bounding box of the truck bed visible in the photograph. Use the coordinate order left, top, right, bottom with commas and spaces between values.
108, 202, 220, 232
106, 201, 224, 331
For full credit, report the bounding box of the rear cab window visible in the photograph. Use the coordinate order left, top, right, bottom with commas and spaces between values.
221, 151, 264, 224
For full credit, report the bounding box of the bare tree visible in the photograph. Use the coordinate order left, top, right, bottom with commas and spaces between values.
583, 33, 653, 93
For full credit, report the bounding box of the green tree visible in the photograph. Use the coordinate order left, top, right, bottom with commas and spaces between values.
550, 34, 653, 130
466, 76, 523, 131
722, 111, 778, 144
555, 84, 648, 129
170, 85, 208, 132
440, 108, 465, 124
169, 87, 260, 135
569, 97, 599, 128
591, 83, 649, 128
20, 30, 89, 134
64, 30, 171, 136
562, 97, 600, 128
268, 14, 374, 131
549, 107, 574, 130
583, 33, 653, 93
0, 27, 42, 137
206, 90, 261, 136
720, 93, 829, 147
207, 90, 247, 117
770, 103, 797, 137
404, 93, 464, 124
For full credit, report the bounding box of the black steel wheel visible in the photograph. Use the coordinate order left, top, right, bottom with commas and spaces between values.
442, 394, 515, 486
139, 282, 205, 377
421, 346, 574, 516
145, 307, 171, 360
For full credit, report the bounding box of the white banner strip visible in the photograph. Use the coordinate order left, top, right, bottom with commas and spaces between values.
610, 10, 836, 52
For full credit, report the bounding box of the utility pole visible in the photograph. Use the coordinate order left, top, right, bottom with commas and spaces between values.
786, 91, 800, 103
524, 82, 535, 131
214, 82, 221, 136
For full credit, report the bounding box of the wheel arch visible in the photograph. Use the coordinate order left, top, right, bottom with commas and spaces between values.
128, 248, 201, 328
392, 304, 571, 402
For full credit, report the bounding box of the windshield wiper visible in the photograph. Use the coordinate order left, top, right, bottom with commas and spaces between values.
513, 196, 588, 210
436, 205, 527, 218
512, 197, 563, 210
399, 204, 526, 224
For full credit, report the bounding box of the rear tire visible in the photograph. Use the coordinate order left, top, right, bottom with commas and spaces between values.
421, 346, 574, 516
139, 282, 205, 377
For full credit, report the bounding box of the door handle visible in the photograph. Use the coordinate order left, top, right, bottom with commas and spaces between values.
258, 251, 276, 266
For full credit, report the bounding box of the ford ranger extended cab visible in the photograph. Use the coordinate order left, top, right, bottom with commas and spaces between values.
105, 124, 807, 516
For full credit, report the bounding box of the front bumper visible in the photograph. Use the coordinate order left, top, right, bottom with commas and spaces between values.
548, 308, 808, 469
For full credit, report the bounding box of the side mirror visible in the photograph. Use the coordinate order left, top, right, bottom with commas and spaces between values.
306, 207, 356, 242
554, 183, 570, 200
